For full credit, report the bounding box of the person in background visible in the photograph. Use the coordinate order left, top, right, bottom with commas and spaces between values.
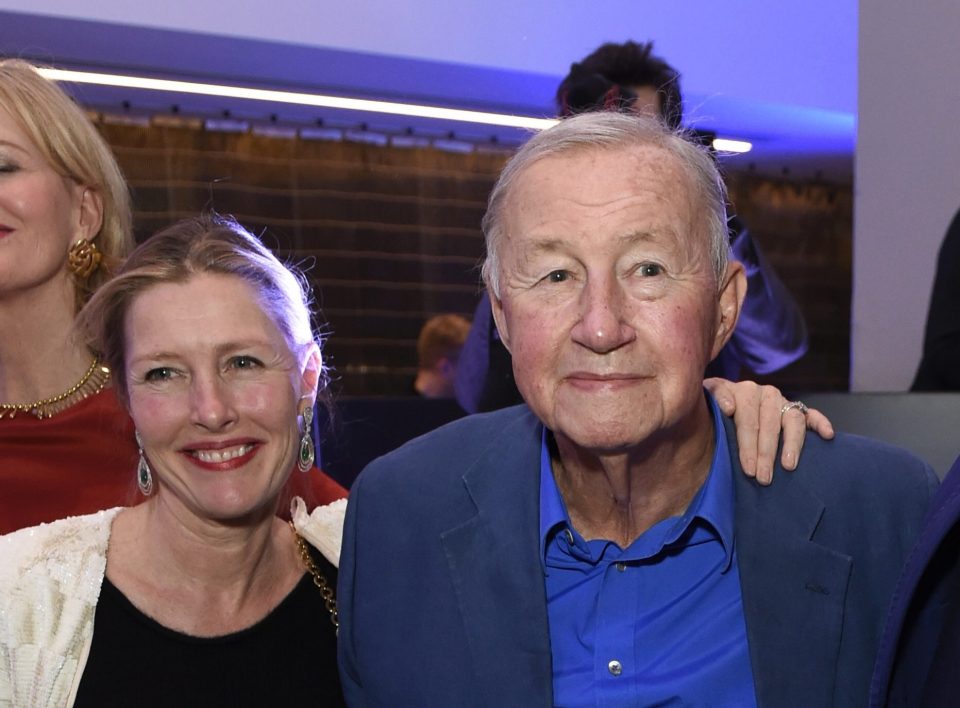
338, 112, 933, 707
0, 215, 345, 706
414, 313, 470, 399
912, 205, 960, 390
456, 42, 808, 414
0, 58, 139, 532
870, 451, 960, 707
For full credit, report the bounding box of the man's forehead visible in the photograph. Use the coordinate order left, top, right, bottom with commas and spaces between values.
498, 142, 708, 258
515, 142, 688, 192
506, 143, 695, 216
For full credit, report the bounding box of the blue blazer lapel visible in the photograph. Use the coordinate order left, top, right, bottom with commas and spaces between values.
728, 418, 853, 707
439, 408, 553, 706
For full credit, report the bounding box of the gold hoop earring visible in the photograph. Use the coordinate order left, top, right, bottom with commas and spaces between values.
68, 238, 102, 280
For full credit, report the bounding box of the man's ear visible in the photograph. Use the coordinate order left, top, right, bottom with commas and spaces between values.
710, 261, 747, 360
75, 186, 104, 243
488, 288, 513, 353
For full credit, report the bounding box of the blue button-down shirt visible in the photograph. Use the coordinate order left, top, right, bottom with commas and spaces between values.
540, 394, 757, 707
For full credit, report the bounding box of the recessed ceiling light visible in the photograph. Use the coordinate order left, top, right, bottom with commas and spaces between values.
712, 137, 753, 154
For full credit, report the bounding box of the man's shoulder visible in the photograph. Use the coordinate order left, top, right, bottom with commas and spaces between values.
789, 431, 937, 495
723, 415, 936, 501
730, 425, 938, 538
347, 405, 541, 526
360, 404, 539, 480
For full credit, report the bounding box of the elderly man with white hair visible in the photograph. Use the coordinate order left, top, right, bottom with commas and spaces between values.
338, 112, 936, 707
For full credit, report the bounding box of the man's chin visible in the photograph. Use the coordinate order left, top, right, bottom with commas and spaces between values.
552, 419, 655, 458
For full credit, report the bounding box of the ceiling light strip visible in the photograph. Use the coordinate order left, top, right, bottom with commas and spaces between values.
712, 137, 752, 153
38, 68, 558, 131
40, 68, 751, 151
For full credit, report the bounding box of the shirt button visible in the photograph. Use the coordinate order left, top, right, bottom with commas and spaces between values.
616, 562, 626, 572
608, 660, 623, 676
564, 529, 575, 545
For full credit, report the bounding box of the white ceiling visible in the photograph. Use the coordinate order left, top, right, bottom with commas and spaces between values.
0, 1, 856, 181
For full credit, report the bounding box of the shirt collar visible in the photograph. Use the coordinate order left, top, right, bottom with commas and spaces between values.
539, 390, 736, 570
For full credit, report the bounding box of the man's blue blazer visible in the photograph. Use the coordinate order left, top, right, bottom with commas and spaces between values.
339, 405, 936, 707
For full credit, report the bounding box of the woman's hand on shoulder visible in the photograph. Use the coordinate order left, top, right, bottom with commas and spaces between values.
705, 378, 835, 486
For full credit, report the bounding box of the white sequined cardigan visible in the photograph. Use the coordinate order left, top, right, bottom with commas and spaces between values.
0, 497, 346, 708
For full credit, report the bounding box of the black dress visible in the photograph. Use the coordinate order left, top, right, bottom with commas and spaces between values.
74, 546, 343, 707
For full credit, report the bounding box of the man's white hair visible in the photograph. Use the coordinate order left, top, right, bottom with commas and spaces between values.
480, 111, 730, 298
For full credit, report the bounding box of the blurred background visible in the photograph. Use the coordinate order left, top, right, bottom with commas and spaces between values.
0, 1, 951, 397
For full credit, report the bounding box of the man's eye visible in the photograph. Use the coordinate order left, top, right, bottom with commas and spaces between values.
545, 270, 569, 283
638, 263, 663, 277
231, 355, 263, 370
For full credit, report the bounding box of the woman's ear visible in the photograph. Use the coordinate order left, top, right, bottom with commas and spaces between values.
75, 186, 104, 242
298, 343, 324, 405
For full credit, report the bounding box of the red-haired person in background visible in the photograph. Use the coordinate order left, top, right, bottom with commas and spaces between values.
414, 313, 471, 400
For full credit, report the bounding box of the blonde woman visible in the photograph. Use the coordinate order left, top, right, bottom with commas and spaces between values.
0, 59, 137, 532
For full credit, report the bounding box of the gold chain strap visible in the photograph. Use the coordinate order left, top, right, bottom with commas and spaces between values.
290, 522, 339, 630
0, 358, 111, 420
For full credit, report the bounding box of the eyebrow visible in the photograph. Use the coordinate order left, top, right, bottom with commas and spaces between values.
617, 230, 662, 247
519, 237, 567, 256
0, 139, 29, 156
128, 339, 275, 366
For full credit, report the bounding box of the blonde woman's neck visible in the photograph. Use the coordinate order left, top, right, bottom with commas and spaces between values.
0, 273, 93, 403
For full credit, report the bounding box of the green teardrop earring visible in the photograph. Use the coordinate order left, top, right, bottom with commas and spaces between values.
298, 405, 315, 472
135, 431, 154, 496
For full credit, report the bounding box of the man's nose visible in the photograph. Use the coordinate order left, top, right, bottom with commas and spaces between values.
570, 275, 636, 353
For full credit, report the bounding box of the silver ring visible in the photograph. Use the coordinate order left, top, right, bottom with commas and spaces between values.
780, 400, 809, 417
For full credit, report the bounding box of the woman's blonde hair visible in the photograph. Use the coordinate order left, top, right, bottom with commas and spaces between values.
78, 213, 326, 406
0, 59, 133, 309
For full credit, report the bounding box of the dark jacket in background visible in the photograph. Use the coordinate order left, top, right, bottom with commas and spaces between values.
913, 208, 960, 390
871, 454, 960, 707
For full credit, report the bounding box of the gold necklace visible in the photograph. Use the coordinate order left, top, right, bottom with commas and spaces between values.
290, 522, 339, 630
0, 357, 111, 420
